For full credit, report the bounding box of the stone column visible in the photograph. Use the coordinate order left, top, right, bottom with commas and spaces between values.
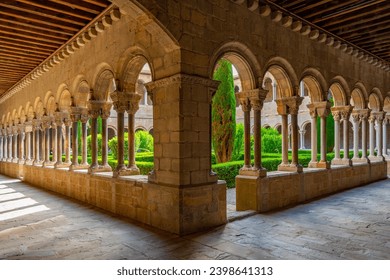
317, 102, 330, 169
87, 101, 102, 173
70, 112, 80, 170
25, 125, 32, 164
237, 95, 252, 171
127, 94, 142, 173
360, 110, 369, 162
351, 112, 360, 161
112, 92, 127, 176
18, 125, 25, 164
12, 127, 18, 162
42, 118, 51, 166
376, 112, 384, 160
0, 133, 3, 161
307, 103, 318, 167
3, 130, 8, 161
368, 114, 376, 160
383, 115, 389, 157
64, 117, 72, 166
8, 129, 13, 162
100, 102, 112, 171
81, 114, 89, 167
331, 110, 341, 163
33, 120, 42, 166
290, 108, 300, 168
299, 130, 306, 149
51, 122, 57, 164
144, 74, 226, 234
54, 115, 64, 168
340, 107, 352, 166
249, 89, 268, 177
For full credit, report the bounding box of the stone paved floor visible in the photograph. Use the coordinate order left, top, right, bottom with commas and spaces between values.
0, 174, 389, 260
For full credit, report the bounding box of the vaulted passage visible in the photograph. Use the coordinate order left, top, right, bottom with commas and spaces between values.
0, 0, 389, 240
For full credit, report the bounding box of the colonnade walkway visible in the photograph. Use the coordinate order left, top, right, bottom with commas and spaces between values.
0, 174, 389, 259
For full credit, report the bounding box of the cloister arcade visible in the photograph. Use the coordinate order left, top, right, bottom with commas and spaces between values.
0, 0, 389, 235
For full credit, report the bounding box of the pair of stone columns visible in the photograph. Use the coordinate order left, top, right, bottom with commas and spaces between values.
276, 96, 304, 172
236, 88, 268, 177
111, 91, 142, 177
69, 108, 89, 171
87, 100, 112, 174
331, 106, 353, 166
368, 111, 386, 162
307, 101, 331, 169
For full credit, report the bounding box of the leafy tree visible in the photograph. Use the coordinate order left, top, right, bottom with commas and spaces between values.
212, 59, 236, 163
108, 131, 153, 160
317, 98, 335, 153
232, 123, 244, 161
261, 127, 282, 153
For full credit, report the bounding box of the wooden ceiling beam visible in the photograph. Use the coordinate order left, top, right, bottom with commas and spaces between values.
15, 0, 96, 20
0, 44, 50, 57
294, 0, 333, 14
352, 34, 390, 45
304, 0, 357, 20
0, 40, 54, 55
0, 49, 47, 61
0, 2, 87, 27
49, 0, 105, 14
0, 22, 69, 41
0, 18, 74, 36
0, 28, 65, 45
313, 1, 388, 24
0, 35, 61, 49
0, 9, 80, 32
84, 0, 110, 8
337, 19, 390, 36
321, 7, 390, 28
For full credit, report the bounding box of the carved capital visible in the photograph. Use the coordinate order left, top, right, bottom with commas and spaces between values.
41, 116, 53, 129
351, 112, 360, 123
111, 91, 129, 113
307, 103, 317, 118
101, 102, 112, 119
88, 100, 106, 119
331, 110, 340, 121
276, 96, 303, 115
333, 105, 353, 120
248, 88, 268, 111
359, 109, 371, 121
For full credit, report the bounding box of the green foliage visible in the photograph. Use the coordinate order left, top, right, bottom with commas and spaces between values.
77, 121, 82, 155
317, 98, 335, 153
231, 123, 244, 161
135, 130, 154, 152
212, 59, 236, 163
87, 133, 102, 156
135, 152, 154, 162
108, 131, 153, 160
261, 127, 282, 153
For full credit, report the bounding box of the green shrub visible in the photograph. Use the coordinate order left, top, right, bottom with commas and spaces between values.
135, 130, 154, 152
108, 132, 129, 160
87, 134, 102, 156
135, 152, 154, 162
232, 123, 244, 161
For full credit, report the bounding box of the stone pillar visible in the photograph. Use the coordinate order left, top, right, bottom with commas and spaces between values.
277, 97, 303, 172
0, 133, 3, 161
100, 102, 112, 171
25, 125, 32, 164
144, 74, 226, 235
368, 114, 376, 160
18, 125, 25, 164
317, 102, 330, 169
360, 110, 369, 162
383, 115, 389, 157
64, 118, 72, 166
341, 107, 352, 166
51, 123, 57, 164
33, 120, 42, 166
8, 129, 13, 162
87, 101, 105, 173
12, 127, 18, 162
41, 118, 51, 166
237, 94, 252, 171
70, 112, 80, 170
127, 93, 142, 173
3, 130, 8, 161
299, 130, 306, 149
112, 92, 127, 176
81, 114, 89, 167
351, 112, 360, 161
331, 110, 341, 164
249, 89, 268, 176
376, 112, 384, 160
307, 103, 318, 168
54, 115, 64, 168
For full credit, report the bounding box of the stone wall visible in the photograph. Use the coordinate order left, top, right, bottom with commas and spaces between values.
0, 162, 226, 235
236, 162, 387, 212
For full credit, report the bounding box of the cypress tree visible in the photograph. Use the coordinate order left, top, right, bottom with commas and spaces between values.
212, 59, 236, 163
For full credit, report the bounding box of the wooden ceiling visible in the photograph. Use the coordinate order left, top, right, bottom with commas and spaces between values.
266, 0, 390, 64
0, 1, 389, 98
0, 0, 111, 97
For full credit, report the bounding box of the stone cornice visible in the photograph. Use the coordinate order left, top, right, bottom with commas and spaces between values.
229, 0, 389, 72
0, 6, 122, 104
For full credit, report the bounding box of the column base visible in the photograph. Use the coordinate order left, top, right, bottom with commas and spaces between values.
239, 167, 267, 177
43, 161, 54, 167
54, 162, 70, 169
18, 159, 26, 165
278, 163, 303, 173
69, 164, 89, 171
33, 160, 43, 166
352, 157, 370, 164
12, 158, 19, 163
114, 166, 140, 177
24, 159, 33, 165
331, 158, 352, 166
88, 165, 112, 174
309, 161, 330, 169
